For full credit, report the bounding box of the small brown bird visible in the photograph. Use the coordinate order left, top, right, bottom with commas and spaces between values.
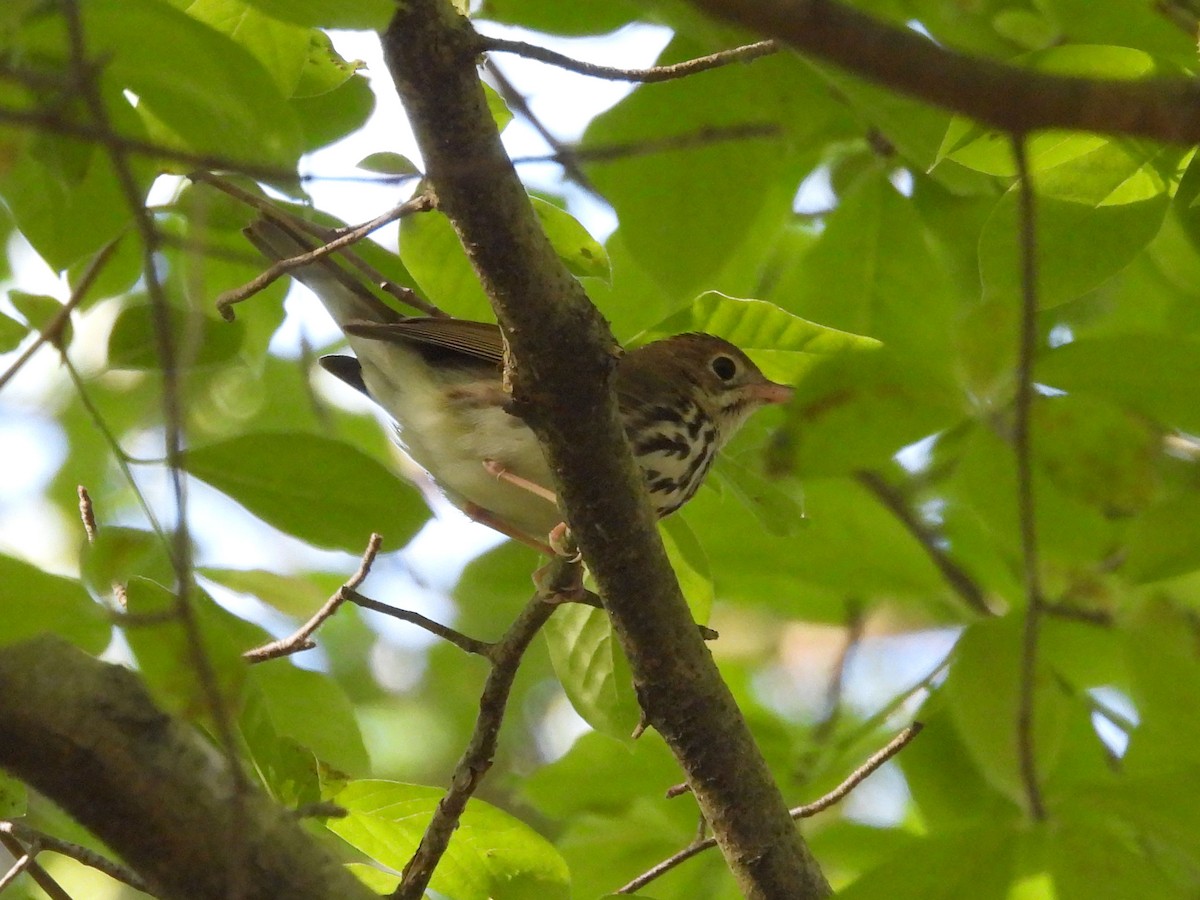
247, 217, 792, 550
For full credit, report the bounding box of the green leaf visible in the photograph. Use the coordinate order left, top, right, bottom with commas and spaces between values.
121, 577, 256, 718
640, 291, 880, 385
776, 170, 959, 368
328, 780, 571, 900
182, 432, 429, 553
182, 0, 311, 96
292, 72, 375, 153
0, 310, 28, 352
400, 210, 493, 322
238, 0, 394, 29
246, 661, 369, 775
660, 515, 713, 624
838, 825, 1017, 899
768, 348, 962, 477
531, 197, 609, 280
200, 566, 341, 618
357, 152, 421, 177
583, 42, 823, 297
10, 291, 72, 349
979, 141, 1171, 308
1125, 496, 1200, 583
0, 553, 110, 653
483, 82, 514, 133
1048, 816, 1189, 900
944, 617, 1070, 807
107, 302, 245, 369
0, 771, 27, 818
84, 0, 304, 168
543, 603, 640, 739
81, 526, 175, 601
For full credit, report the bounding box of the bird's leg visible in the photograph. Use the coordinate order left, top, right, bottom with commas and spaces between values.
480, 459, 582, 562
481, 458, 558, 504
460, 501, 554, 556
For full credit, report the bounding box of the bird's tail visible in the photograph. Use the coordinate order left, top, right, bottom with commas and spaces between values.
243, 216, 403, 329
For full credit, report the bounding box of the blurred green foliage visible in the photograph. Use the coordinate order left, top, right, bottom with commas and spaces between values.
3, 0, 1200, 896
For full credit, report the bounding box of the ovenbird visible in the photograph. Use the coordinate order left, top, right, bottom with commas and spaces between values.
246, 217, 792, 550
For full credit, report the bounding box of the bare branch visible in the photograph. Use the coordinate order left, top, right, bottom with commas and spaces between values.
244, 534, 384, 663
1011, 136, 1046, 821
1, 821, 147, 893
480, 35, 779, 83
856, 471, 992, 616
60, 2, 251, 876
618, 723, 924, 895
0, 237, 119, 394
0, 637, 378, 900
215, 194, 436, 321
348, 589, 495, 658
684, 0, 1200, 145
0, 831, 71, 900
392, 560, 570, 899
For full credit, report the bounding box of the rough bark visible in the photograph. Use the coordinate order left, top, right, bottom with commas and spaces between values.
0, 636, 376, 900
381, 3, 832, 898
685, 0, 1200, 144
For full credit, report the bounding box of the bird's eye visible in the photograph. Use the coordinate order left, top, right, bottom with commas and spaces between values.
710, 355, 738, 381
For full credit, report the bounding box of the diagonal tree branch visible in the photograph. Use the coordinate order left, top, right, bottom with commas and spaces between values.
684, 0, 1200, 145
0, 637, 377, 900
379, 2, 829, 898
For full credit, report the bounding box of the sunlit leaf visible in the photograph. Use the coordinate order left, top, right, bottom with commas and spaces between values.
182, 432, 429, 553
328, 780, 571, 900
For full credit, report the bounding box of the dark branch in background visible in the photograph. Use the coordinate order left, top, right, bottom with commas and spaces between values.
0, 821, 148, 894
60, 5, 254, 891
381, 3, 830, 897
618, 723, 925, 895
394, 582, 564, 899
479, 35, 779, 83
482, 57, 600, 197
0, 830, 71, 900
0, 637, 378, 900
685, 0, 1200, 145
1011, 137, 1047, 822
0, 237, 119, 393
856, 471, 992, 616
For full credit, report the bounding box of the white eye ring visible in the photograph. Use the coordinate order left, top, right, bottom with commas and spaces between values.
710, 355, 738, 381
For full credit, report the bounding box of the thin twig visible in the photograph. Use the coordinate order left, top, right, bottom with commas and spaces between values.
243, 534, 383, 663
60, 5, 253, 892
856, 471, 991, 615
1041, 600, 1113, 627
482, 58, 599, 197
62, 358, 168, 545
348, 590, 493, 658
0, 237, 120, 394
790, 723, 923, 818
194, 173, 447, 317
215, 194, 435, 320
0, 106, 296, 183
480, 36, 780, 83
0, 844, 36, 893
392, 561, 573, 900
0, 822, 147, 893
1011, 135, 1046, 821
0, 831, 71, 900
617, 723, 924, 895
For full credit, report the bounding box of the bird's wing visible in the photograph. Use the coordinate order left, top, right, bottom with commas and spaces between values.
343, 318, 505, 367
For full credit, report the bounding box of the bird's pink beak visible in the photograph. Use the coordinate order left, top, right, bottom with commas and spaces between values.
750, 381, 794, 405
